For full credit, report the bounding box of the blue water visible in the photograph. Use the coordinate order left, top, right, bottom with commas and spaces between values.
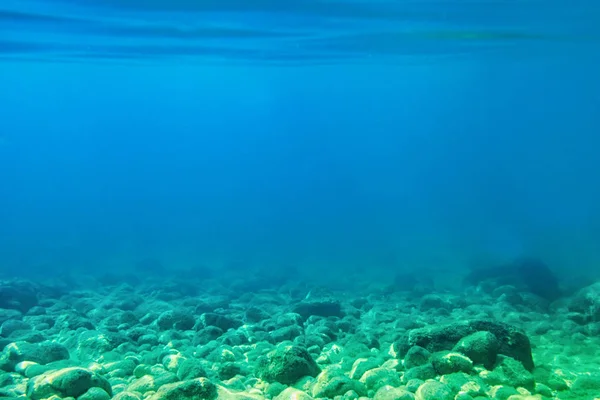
1, 0, 599, 283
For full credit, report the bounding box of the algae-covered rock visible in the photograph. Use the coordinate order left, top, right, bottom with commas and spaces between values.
374, 386, 415, 400
256, 345, 320, 384
275, 387, 314, 400
201, 313, 242, 331
403, 346, 431, 370
349, 357, 381, 380
128, 372, 178, 393
453, 331, 499, 369
177, 358, 207, 380
78, 387, 112, 400
394, 319, 534, 371
113, 392, 144, 400
482, 356, 535, 391
567, 282, 600, 323
488, 385, 519, 400
311, 366, 366, 398
25, 367, 112, 400
570, 374, 600, 397
403, 363, 436, 383
414, 380, 453, 400
0, 280, 39, 312
359, 367, 401, 392
532, 365, 569, 392
431, 351, 473, 375
292, 299, 344, 319
0, 341, 69, 371
146, 378, 217, 400
440, 372, 487, 397
0, 320, 32, 337
156, 310, 195, 331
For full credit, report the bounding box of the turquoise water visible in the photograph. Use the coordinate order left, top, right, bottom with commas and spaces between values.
2, 0, 597, 64
1, 0, 599, 281
2, 2, 600, 400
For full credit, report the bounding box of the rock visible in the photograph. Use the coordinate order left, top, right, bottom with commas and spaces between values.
128, 372, 178, 393
570, 374, 600, 397
201, 313, 242, 331
103, 359, 137, 378
113, 392, 144, 400
78, 387, 112, 400
360, 367, 401, 392
440, 372, 487, 397
256, 345, 320, 385
374, 386, 415, 400
76, 330, 128, 361
453, 331, 499, 370
488, 385, 519, 399
218, 362, 241, 380
430, 351, 473, 375
292, 299, 344, 319
482, 356, 534, 391
271, 325, 303, 342
146, 378, 217, 400
395, 319, 534, 371
403, 364, 436, 383
275, 387, 315, 400
349, 358, 381, 380
0, 341, 69, 371
405, 379, 424, 393
415, 380, 453, 400
419, 295, 452, 312
156, 310, 195, 331
567, 282, 600, 323
404, 346, 431, 369
463, 258, 560, 301
0, 320, 32, 337
311, 366, 366, 398
26, 367, 112, 400
244, 306, 269, 323
0, 280, 39, 312
177, 358, 207, 380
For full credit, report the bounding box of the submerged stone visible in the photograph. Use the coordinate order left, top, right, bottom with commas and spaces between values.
394, 319, 534, 371
256, 345, 320, 385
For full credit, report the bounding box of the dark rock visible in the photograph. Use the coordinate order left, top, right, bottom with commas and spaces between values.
430, 351, 473, 375
567, 282, 600, 323
394, 319, 534, 371
201, 313, 242, 331
293, 299, 343, 319
177, 359, 207, 381
453, 331, 500, 370
218, 362, 241, 380
156, 310, 195, 331
147, 377, 216, 400
256, 345, 320, 384
270, 325, 303, 343
482, 355, 535, 391
26, 367, 112, 400
0, 341, 69, 371
403, 346, 431, 369
464, 257, 560, 301
0, 280, 39, 313
244, 306, 269, 323
403, 363, 436, 382
193, 326, 223, 346
0, 320, 32, 337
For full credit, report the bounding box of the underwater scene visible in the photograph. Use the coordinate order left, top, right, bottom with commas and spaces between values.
1, 0, 600, 399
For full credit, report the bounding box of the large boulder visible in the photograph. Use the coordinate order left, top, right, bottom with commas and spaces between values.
256, 345, 321, 384
26, 367, 112, 400
464, 258, 560, 301
394, 319, 534, 371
